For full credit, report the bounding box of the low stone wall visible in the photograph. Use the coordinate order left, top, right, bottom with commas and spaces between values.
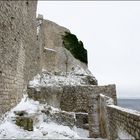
100, 94, 140, 140
107, 105, 140, 139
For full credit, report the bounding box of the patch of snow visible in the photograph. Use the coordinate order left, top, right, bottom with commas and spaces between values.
28, 68, 96, 89
37, 121, 80, 139
13, 94, 39, 114
118, 129, 135, 140
29, 74, 41, 88
37, 26, 40, 35
44, 47, 56, 52
75, 112, 88, 115
0, 95, 94, 139
75, 127, 89, 138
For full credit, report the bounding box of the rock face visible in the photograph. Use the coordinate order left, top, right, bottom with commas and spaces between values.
38, 19, 94, 77
0, 1, 39, 117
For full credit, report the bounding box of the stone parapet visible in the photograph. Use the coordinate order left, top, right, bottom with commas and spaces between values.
100, 94, 140, 139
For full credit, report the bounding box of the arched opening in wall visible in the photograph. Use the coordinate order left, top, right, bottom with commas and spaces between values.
75, 109, 89, 130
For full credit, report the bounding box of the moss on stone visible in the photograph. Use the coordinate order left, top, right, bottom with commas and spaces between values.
62, 32, 88, 64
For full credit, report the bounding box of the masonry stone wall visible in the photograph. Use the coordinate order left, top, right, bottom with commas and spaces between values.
100, 94, 140, 140
107, 106, 140, 139
27, 84, 116, 138
60, 85, 116, 112
0, 1, 38, 117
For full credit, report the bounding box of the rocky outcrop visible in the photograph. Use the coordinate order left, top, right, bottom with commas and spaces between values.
38, 18, 95, 78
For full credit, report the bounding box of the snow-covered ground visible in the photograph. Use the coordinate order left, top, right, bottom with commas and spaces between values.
118, 129, 135, 140
0, 95, 104, 139
28, 66, 96, 89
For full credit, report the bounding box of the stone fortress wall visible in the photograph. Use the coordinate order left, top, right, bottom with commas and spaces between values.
0, 1, 40, 117
0, 0, 93, 118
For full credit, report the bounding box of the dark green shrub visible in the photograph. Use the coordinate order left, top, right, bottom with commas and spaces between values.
62, 32, 88, 64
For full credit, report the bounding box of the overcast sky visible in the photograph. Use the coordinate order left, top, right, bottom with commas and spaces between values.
37, 1, 140, 98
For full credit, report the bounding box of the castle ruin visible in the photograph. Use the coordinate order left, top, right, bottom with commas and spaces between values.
0, 1, 140, 139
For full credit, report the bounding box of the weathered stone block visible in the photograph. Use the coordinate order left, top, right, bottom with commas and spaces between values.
41, 106, 75, 128
27, 86, 62, 108
16, 116, 33, 131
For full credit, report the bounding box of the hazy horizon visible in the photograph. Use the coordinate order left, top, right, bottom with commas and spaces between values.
37, 1, 140, 98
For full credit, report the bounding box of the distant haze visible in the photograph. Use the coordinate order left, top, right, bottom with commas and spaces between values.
37, 1, 140, 98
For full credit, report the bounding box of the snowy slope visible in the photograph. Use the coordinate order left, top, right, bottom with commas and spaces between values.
0, 94, 134, 139
0, 95, 104, 139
